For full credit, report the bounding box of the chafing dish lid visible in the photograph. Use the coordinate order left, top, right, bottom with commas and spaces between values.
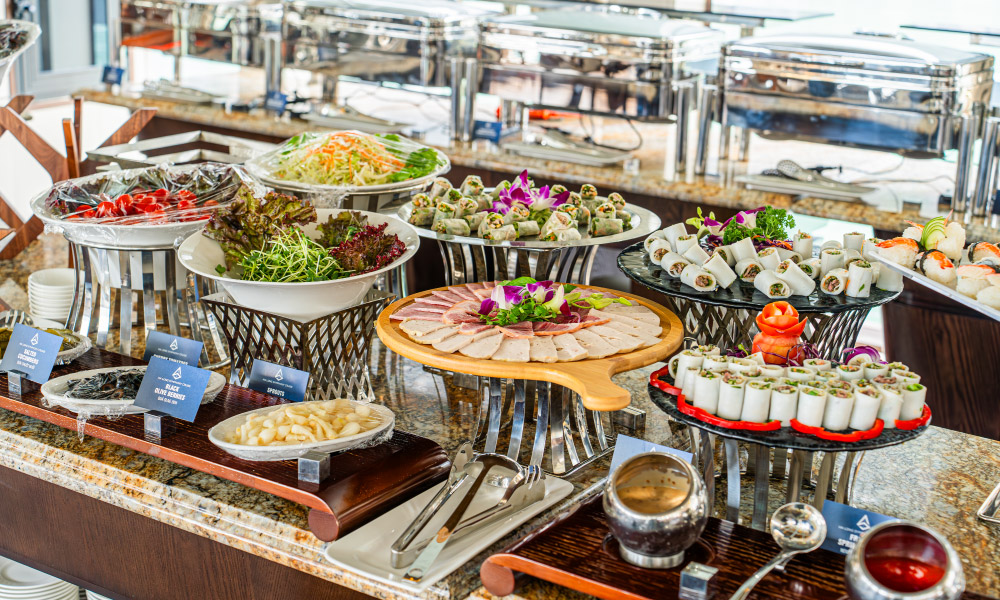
288, 0, 497, 24
482, 11, 723, 48
725, 34, 993, 77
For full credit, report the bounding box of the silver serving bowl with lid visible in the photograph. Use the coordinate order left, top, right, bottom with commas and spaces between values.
603, 451, 708, 569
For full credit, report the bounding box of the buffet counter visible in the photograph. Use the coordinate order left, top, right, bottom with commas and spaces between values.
75, 88, 1000, 244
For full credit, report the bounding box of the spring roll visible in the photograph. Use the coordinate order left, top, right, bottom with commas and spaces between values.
433, 202, 456, 227
820, 268, 848, 295
408, 206, 435, 227
704, 253, 737, 288
892, 370, 920, 386
843, 232, 865, 252
864, 363, 888, 380
735, 258, 764, 283
680, 264, 718, 292
460, 175, 484, 197
730, 237, 757, 263
797, 386, 827, 428
836, 364, 864, 381
446, 188, 463, 204
776, 259, 816, 296
539, 211, 574, 238
483, 224, 517, 241
674, 234, 698, 255
478, 212, 505, 237
663, 223, 688, 249
683, 244, 711, 266
793, 232, 814, 258
644, 231, 668, 253
513, 220, 540, 238
464, 211, 487, 231
787, 366, 816, 381
553, 228, 583, 242
429, 177, 451, 199
760, 364, 785, 378
754, 271, 791, 299
821, 240, 843, 251
593, 201, 616, 220
590, 217, 624, 237
820, 248, 845, 276
878, 384, 903, 429
680, 367, 701, 400
850, 387, 882, 431
660, 252, 691, 277
846, 260, 874, 298
675, 351, 704, 387
456, 197, 478, 219
712, 245, 736, 267
693, 370, 721, 414
800, 258, 822, 280
822, 386, 854, 430
432, 218, 471, 236
648, 238, 672, 263
412, 193, 434, 208
777, 248, 802, 263
900, 383, 926, 421
757, 247, 781, 271
716, 373, 746, 421
740, 381, 771, 423
769, 384, 798, 426
703, 355, 729, 371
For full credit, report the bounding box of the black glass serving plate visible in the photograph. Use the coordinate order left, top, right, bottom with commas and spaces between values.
647, 380, 929, 452
618, 242, 900, 313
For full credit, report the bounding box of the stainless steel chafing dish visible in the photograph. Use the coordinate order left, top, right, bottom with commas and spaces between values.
478, 11, 724, 120
120, 0, 282, 67
282, 0, 496, 88
717, 33, 994, 207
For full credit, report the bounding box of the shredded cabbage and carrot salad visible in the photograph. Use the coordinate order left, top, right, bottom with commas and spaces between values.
269, 131, 442, 187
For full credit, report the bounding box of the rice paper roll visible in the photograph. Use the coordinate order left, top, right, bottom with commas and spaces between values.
491, 180, 511, 199
576, 205, 592, 226
680, 264, 718, 291
508, 204, 530, 223
580, 183, 598, 202
660, 252, 691, 277
876, 265, 904, 292
644, 231, 668, 253
432, 218, 471, 237
820, 268, 848, 295
900, 383, 926, 420
556, 204, 579, 222
877, 385, 904, 429
716, 374, 746, 421
456, 197, 478, 219
464, 211, 487, 231
793, 232, 814, 258
539, 211, 574, 238
663, 223, 688, 249
445, 188, 463, 205
843, 232, 865, 252
590, 217, 624, 238
648, 239, 672, 263
775, 259, 816, 296
769, 384, 798, 426
513, 220, 540, 238
757, 247, 781, 271
693, 370, 721, 414
607, 192, 626, 212
412, 193, 434, 208
712, 245, 735, 267
674, 234, 698, 255
730, 237, 757, 263
593, 201, 616, 220
754, 271, 791, 299
822, 387, 853, 430
735, 258, 764, 283
800, 258, 821, 280
433, 202, 456, 227
683, 244, 711, 266
820, 248, 845, 276
475, 195, 492, 212
567, 191, 582, 207
549, 184, 568, 197
429, 177, 452, 199
846, 260, 873, 298
460, 175, 484, 197
408, 206, 435, 227
704, 253, 737, 288
478, 212, 505, 237
740, 381, 771, 423
483, 224, 518, 241
849, 387, 882, 430
797, 386, 828, 428
552, 228, 583, 242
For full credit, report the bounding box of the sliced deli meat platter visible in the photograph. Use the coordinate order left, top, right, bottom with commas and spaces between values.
377, 280, 683, 411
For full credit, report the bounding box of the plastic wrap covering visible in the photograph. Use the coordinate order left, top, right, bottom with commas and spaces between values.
244, 130, 451, 198
31, 163, 260, 249
0, 20, 40, 84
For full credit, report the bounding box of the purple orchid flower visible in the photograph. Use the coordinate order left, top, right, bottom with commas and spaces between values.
491, 285, 526, 310
478, 298, 497, 316
723, 207, 765, 228
524, 280, 554, 303
492, 170, 571, 214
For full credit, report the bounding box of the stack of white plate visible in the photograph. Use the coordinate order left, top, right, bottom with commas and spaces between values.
0, 557, 78, 599
27, 268, 76, 323
85, 591, 112, 600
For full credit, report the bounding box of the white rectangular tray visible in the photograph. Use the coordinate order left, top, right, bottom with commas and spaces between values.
873, 255, 1000, 322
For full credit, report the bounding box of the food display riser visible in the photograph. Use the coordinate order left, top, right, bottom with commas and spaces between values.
201, 290, 392, 403
68, 242, 229, 367
0, 347, 451, 542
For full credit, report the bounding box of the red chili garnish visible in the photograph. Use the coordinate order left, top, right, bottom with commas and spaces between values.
650, 366, 780, 431
895, 405, 931, 430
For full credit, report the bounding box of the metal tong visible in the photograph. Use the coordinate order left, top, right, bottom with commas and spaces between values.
393, 443, 546, 580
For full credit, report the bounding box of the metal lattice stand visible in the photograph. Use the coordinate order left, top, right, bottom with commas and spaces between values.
69, 243, 229, 368
202, 290, 392, 402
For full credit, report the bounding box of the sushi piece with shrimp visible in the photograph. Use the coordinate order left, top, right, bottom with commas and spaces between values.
915, 250, 956, 285
977, 286, 1000, 310
956, 264, 999, 298
966, 242, 1000, 267
877, 237, 919, 269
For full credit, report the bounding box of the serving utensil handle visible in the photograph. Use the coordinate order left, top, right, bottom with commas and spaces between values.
729, 550, 796, 600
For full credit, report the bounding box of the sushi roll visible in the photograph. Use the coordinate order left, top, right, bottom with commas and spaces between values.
900, 383, 927, 421
836, 364, 864, 381
877, 384, 904, 429
878, 237, 920, 269
915, 250, 956, 285
693, 370, 721, 414
740, 381, 772, 423
703, 355, 729, 371
804, 358, 831, 371
821, 240, 843, 251
820, 268, 849, 295
800, 258, 822, 279
797, 386, 828, 428
675, 234, 699, 255
683, 244, 711, 267
956, 264, 998, 298
966, 241, 1000, 267
660, 252, 692, 278
757, 247, 781, 271
735, 259, 764, 283
644, 231, 668, 252
730, 237, 757, 263
648, 238, 672, 263
850, 387, 882, 430
846, 260, 873, 298
754, 271, 791, 299
822, 386, 854, 430
759, 364, 785, 378
787, 366, 816, 381
711, 245, 736, 267
820, 248, 845, 276
769, 384, 798, 426
680, 264, 718, 292
776, 259, 816, 296
843, 232, 866, 252
977, 286, 1000, 310
704, 253, 738, 288
793, 232, 814, 259
460, 175, 484, 197
864, 363, 888, 380
663, 223, 688, 249
717, 373, 747, 421
429, 177, 452, 199
936, 222, 966, 261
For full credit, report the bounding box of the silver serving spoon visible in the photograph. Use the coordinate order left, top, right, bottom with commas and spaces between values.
730, 503, 827, 600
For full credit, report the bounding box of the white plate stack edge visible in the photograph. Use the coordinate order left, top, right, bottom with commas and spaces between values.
0, 557, 78, 600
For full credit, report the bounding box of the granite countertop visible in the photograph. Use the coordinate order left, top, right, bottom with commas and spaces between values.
75, 88, 1000, 244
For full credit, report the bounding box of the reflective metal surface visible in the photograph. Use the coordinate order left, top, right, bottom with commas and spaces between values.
478, 10, 724, 119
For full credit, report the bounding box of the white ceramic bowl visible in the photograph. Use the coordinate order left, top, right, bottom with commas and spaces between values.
177, 209, 420, 321
27, 268, 76, 289
208, 399, 395, 461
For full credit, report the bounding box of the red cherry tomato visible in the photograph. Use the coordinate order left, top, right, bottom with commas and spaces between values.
202, 199, 218, 207
82, 209, 96, 219
96, 201, 118, 218
115, 194, 133, 215
152, 188, 168, 198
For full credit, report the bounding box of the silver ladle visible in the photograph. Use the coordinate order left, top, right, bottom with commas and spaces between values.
730, 502, 827, 600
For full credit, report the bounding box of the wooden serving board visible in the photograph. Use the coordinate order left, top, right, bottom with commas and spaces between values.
0, 348, 450, 542
376, 285, 684, 411
481, 495, 992, 600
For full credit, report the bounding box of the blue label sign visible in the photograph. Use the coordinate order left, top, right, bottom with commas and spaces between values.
133, 356, 210, 422
0, 324, 62, 383
264, 91, 287, 113
142, 331, 202, 367
608, 434, 693, 475
820, 501, 894, 555
102, 65, 124, 85
247, 359, 310, 403
473, 120, 502, 143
